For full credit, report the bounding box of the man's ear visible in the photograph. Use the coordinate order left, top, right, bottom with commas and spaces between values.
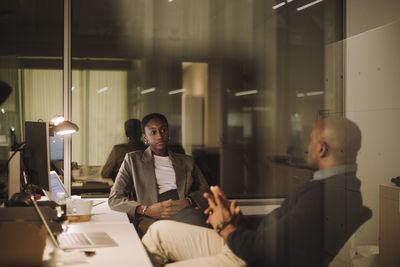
319, 142, 329, 158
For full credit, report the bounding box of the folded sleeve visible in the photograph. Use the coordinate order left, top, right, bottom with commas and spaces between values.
108, 154, 140, 218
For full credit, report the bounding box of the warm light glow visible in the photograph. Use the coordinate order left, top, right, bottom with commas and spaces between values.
296, 0, 323, 11
141, 88, 156, 95
168, 89, 185, 95
56, 129, 76, 135
272, 2, 286, 9
235, 90, 258, 97
71, 86, 76, 91
1, 108, 5, 114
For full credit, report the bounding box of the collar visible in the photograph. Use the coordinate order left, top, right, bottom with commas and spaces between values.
313, 164, 357, 181
142, 146, 175, 162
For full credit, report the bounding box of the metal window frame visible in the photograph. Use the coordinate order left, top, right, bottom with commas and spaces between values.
63, 0, 72, 194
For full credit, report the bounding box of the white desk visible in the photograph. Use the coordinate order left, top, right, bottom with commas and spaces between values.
43, 199, 152, 267
87, 198, 130, 224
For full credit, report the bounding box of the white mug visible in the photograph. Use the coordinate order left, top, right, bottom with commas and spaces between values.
66, 199, 93, 215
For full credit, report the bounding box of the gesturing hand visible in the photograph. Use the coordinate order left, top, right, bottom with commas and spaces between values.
203, 186, 242, 230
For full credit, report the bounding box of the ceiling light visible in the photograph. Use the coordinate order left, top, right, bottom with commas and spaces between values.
97, 87, 108, 94
141, 88, 156, 95
235, 90, 258, 97
168, 89, 185, 95
272, 2, 286, 9
306, 91, 324, 96
297, 0, 323, 11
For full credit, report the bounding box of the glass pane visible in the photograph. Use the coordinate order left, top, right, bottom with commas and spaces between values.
0, 0, 64, 198
71, 0, 344, 197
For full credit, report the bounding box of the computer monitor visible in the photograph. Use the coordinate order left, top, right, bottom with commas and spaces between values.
49, 131, 64, 161
23, 121, 51, 191
49, 126, 64, 176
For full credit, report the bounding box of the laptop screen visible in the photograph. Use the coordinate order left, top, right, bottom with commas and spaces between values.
50, 171, 69, 201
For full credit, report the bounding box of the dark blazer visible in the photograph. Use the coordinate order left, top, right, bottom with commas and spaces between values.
108, 147, 209, 220
101, 140, 145, 181
227, 171, 372, 267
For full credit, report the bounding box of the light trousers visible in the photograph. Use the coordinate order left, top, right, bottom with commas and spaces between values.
142, 220, 247, 267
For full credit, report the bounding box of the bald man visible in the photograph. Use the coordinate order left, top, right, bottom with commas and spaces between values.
142, 117, 372, 267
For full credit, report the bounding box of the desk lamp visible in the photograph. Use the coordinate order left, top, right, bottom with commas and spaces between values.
53, 119, 79, 135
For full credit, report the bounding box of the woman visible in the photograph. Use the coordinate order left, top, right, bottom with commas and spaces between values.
108, 113, 209, 235
101, 118, 145, 181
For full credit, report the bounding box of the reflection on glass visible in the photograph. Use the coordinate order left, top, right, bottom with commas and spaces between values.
70, 0, 344, 197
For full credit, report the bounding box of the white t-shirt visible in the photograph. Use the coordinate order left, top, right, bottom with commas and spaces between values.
154, 155, 177, 194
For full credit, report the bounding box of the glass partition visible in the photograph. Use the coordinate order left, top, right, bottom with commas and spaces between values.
71, 0, 345, 197
0, 0, 64, 199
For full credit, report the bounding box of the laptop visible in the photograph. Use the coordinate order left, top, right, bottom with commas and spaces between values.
57, 231, 118, 249
41, 171, 118, 249
43, 171, 70, 202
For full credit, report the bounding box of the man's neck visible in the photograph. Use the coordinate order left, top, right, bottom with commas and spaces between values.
318, 158, 351, 170
313, 163, 357, 181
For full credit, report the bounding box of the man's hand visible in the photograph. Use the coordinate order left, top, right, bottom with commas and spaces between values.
203, 186, 242, 229
147, 199, 188, 219
203, 186, 242, 241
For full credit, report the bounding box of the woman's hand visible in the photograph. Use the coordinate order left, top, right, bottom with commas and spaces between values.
170, 199, 190, 211
146, 199, 189, 219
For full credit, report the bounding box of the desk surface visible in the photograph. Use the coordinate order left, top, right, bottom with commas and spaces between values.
86, 198, 130, 224
44, 223, 152, 267
43, 198, 152, 267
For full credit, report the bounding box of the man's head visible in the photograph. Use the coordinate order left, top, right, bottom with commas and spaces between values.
307, 117, 361, 170
0, 80, 12, 105
125, 118, 142, 140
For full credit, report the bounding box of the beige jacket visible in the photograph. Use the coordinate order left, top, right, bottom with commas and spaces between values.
108, 147, 209, 219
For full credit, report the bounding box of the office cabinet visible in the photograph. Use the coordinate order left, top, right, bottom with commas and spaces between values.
379, 184, 400, 267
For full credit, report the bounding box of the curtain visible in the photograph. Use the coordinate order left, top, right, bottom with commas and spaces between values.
24, 68, 128, 166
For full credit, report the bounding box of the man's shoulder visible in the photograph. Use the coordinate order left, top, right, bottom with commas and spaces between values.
288, 172, 361, 200
113, 143, 130, 150
114, 142, 145, 151
126, 149, 145, 157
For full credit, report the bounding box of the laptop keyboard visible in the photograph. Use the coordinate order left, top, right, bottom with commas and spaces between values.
58, 232, 92, 247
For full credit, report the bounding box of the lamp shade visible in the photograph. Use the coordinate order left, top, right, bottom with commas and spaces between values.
53, 120, 79, 135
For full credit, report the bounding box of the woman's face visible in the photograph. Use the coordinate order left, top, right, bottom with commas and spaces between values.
143, 118, 169, 156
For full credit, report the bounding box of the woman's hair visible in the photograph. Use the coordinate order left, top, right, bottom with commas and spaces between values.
141, 113, 169, 132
